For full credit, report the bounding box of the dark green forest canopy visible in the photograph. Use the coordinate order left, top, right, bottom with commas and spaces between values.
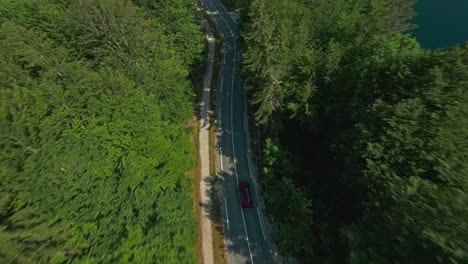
0, 0, 203, 262
243, 0, 467, 262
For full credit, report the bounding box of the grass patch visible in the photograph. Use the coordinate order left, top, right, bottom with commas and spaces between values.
209, 31, 222, 177
211, 183, 227, 264
186, 117, 202, 264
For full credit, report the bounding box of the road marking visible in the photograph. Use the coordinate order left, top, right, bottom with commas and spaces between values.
206, 0, 233, 32
246, 108, 272, 255
223, 53, 226, 64
225, 196, 230, 231
227, 16, 254, 264
219, 90, 222, 171
220, 148, 224, 170
210, 0, 235, 24
230, 42, 237, 185
246, 138, 273, 258
221, 76, 224, 93
204, 1, 254, 262
257, 208, 267, 241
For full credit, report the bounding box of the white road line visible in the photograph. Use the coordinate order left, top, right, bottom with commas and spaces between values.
219, 98, 223, 170
225, 196, 230, 231
221, 76, 224, 93
230, 43, 237, 184
230, 35, 254, 264
207, 0, 233, 32
246, 150, 254, 180
210, 0, 231, 19
226, 13, 254, 264
213, 0, 238, 27
246, 130, 273, 255
223, 52, 226, 64
239, 209, 252, 263
257, 208, 267, 241
209, 12, 219, 26
220, 149, 224, 170
204, 1, 254, 263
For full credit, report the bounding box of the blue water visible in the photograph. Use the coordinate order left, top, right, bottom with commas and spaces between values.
412, 0, 468, 49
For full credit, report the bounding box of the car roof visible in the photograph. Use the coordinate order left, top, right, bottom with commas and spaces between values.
239, 181, 249, 188
241, 188, 250, 200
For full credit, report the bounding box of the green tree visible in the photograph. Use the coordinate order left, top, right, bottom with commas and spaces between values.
345, 42, 468, 263
262, 138, 314, 258
242, 0, 466, 262
0, 0, 203, 262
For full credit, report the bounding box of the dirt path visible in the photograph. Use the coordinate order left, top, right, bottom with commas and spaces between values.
199, 17, 215, 264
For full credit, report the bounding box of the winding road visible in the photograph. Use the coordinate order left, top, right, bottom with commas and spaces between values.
200, 0, 277, 263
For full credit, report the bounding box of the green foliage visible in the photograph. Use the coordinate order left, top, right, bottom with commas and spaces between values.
132, 0, 204, 66
0, 0, 203, 262
243, 0, 417, 124
262, 138, 314, 258
244, 0, 467, 262
344, 41, 468, 263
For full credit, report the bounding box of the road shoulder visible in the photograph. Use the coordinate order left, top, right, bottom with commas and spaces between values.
199, 16, 216, 264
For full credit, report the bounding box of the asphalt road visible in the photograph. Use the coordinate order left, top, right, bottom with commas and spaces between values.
200, 0, 274, 263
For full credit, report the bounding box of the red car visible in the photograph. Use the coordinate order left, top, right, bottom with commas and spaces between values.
239, 181, 253, 208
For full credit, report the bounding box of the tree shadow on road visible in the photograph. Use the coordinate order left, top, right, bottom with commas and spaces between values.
200, 164, 262, 263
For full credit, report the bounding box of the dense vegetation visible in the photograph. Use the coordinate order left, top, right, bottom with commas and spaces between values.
242, 0, 468, 262
0, 0, 203, 262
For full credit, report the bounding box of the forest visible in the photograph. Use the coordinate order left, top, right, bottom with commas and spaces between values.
242, 0, 468, 263
0, 0, 203, 262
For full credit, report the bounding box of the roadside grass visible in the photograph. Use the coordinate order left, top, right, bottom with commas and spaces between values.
210, 182, 227, 264
194, 7, 210, 116
203, 4, 227, 264
189, 6, 213, 263
186, 116, 203, 264
210, 33, 228, 264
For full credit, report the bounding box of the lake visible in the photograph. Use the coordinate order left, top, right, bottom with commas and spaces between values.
412, 0, 468, 49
